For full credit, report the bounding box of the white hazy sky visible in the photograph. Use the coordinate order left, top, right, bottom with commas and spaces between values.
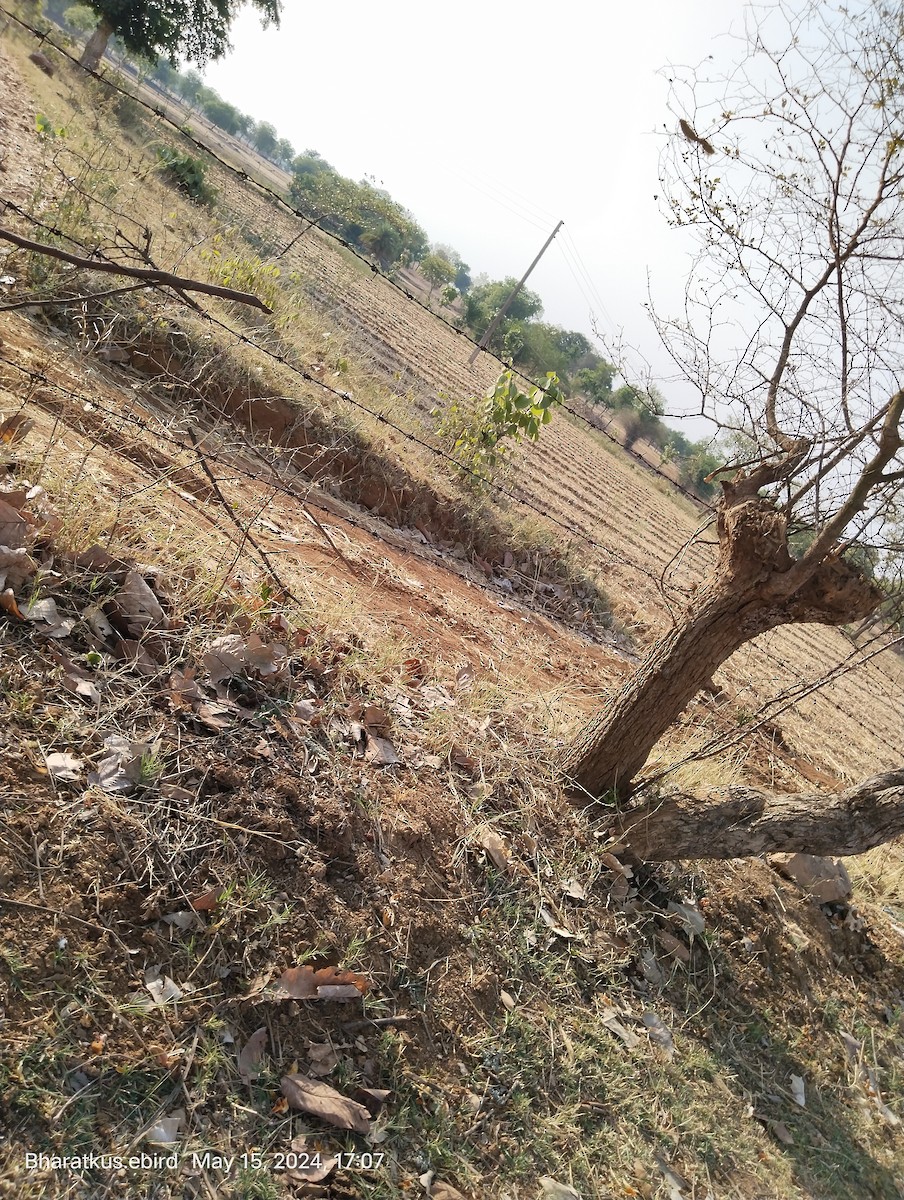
203, 0, 749, 412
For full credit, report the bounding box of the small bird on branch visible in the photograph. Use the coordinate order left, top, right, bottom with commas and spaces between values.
679, 118, 715, 155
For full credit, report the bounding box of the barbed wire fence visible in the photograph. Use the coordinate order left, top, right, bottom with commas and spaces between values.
0, 3, 714, 506
0, 6, 901, 783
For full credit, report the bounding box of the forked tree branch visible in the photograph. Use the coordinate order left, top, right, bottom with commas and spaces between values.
0, 226, 273, 313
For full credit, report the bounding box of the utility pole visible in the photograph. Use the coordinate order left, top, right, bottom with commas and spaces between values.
468, 220, 564, 366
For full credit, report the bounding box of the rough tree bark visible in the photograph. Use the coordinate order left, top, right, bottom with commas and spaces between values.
559, 489, 882, 797
612, 770, 904, 860
79, 17, 114, 71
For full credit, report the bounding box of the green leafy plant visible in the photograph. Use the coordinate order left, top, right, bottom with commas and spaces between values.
200, 232, 291, 317
156, 145, 216, 205
434, 369, 564, 484
35, 113, 67, 139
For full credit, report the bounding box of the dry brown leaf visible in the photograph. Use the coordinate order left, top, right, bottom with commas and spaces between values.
189, 888, 223, 912
144, 1109, 185, 1146
115, 639, 160, 675
539, 907, 581, 940
243, 633, 288, 677
82, 602, 115, 641
237, 1026, 269, 1085
562, 878, 588, 901
0, 489, 28, 511
52, 651, 102, 706
88, 734, 153, 794
364, 734, 399, 766
141, 966, 184, 1007
203, 632, 286, 685
280, 1074, 372, 1134
362, 704, 392, 737
193, 701, 234, 731
600, 1006, 640, 1048
0, 412, 36, 445
668, 900, 705, 936
656, 929, 691, 963
768, 1119, 794, 1146
450, 744, 477, 772
401, 657, 425, 683
642, 1011, 675, 1060
432, 1184, 470, 1200
118, 570, 167, 635
285, 1136, 338, 1185
599, 851, 633, 878
352, 1086, 391, 1115
0, 498, 28, 549
202, 634, 246, 684
419, 686, 454, 712
169, 668, 204, 704
162, 910, 201, 932
0, 546, 36, 592
272, 965, 369, 1001
539, 1179, 581, 1200
0, 587, 25, 619
306, 1042, 339, 1077
294, 698, 317, 722
45, 752, 83, 781
455, 663, 475, 690
478, 829, 511, 873
22, 596, 74, 638
69, 544, 123, 574
652, 1153, 689, 1200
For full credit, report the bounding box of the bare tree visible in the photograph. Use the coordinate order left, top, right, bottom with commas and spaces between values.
561, 2, 904, 835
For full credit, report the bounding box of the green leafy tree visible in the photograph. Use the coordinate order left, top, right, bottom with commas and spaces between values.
288, 158, 426, 266
575, 360, 616, 405
252, 121, 279, 160
677, 441, 721, 499
63, 4, 98, 35
274, 138, 295, 169
420, 253, 456, 297
463, 277, 543, 358
554, 328, 593, 366
360, 222, 403, 268
78, 0, 281, 73
432, 243, 472, 293
173, 67, 203, 108
201, 94, 244, 137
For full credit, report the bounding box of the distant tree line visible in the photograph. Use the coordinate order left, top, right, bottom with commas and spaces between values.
287, 154, 428, 268
573, 367, 722, 500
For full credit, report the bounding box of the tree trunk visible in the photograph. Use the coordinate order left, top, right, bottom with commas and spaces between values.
561, 592, 775, 795
612, 770, 904, 859
79, 17, 114, 71
560, 496, 882, 797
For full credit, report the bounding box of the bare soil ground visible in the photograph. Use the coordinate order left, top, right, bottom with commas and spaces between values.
1, 23, 903, 1200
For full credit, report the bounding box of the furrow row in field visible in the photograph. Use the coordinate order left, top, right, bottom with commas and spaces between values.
515, 431, 713, 581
